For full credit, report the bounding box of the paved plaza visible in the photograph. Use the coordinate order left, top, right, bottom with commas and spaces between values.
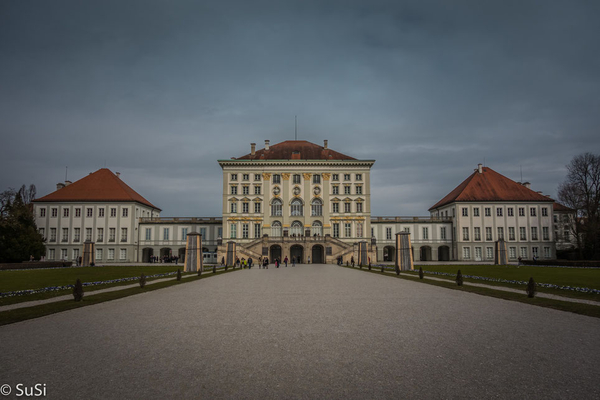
1, 265, 599, 399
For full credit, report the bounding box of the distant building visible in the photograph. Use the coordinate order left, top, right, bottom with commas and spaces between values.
553, 202, 578, 252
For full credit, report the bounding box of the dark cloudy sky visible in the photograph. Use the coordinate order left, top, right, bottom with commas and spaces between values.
1, 0, 599, 216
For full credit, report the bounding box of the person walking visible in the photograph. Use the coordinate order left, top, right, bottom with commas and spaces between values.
351, 256, 355, 267
263, 257, 269, 268
284, 256, 288, 267
236, 257, 240, 269
307, 256, 310, 264
292, 256, 296, 267
248, 257, 253, 269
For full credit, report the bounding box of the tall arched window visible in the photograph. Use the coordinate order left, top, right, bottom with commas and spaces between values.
271, 199, 282, 216
271, 221, 282, 237
291, 198, 303, 216
291, 221, 303, 236
311, 198, 323, 216
357, 222, 363, 238
312, 221, 322, 236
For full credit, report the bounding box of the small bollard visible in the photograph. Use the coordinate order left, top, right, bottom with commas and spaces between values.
213, 265, 216, 273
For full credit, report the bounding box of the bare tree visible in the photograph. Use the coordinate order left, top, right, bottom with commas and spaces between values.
558, 153, 600, 259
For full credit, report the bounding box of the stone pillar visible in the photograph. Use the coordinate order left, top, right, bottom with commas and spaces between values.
226, 241, 236, 266
395, 232, 414, 273
83, 240, 95, 266
185, 232, 202, 272
495, 239, 507, 265
358, 241, 368, 266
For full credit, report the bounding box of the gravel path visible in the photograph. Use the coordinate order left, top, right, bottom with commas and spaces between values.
0, 264, 599, 399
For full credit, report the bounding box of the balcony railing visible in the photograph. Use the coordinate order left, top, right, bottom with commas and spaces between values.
139, 217, 223, 223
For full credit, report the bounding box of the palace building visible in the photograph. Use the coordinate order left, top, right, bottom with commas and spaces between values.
32, 139, 566, 264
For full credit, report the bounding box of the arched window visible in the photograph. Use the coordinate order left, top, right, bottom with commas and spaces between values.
311, 198, 323, 216
291, 198, 303, 216
271, 221, 282, 237
271, 199, 282, 216
291, 221, 303, 236
312, 221, 322, 236
357, 222, 363, 238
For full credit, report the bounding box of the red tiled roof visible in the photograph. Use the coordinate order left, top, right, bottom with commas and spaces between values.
553, 202, 574, 212
33, 168, 160, 210
429, 167, 553, 210
236, 140, 356, 160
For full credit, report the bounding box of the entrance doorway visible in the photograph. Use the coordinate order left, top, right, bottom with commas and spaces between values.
270, 245, 282, 261
142, 248, 153, 263
311, 245, 324, 263
438, 246, 450, 261
290, 245, 303, 263
420, 246, 432, 261
383, 246, 395, 262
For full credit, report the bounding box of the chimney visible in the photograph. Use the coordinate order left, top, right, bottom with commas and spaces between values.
523, 182, 530, 189
265, 140, 270, 151
116, 172, 121, 178
56, 183, 65, 190
477, 164, 483, 174
324, 140, 328, 149
64, 180, 72, 186
251, 143, 256, 156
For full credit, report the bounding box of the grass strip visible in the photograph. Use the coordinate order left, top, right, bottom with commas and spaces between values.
341, 266, 600, 319
0, 268, 239, 326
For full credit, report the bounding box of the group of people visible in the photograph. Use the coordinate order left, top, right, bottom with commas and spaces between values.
149, 255, 180, 264
222, 255, 308, 268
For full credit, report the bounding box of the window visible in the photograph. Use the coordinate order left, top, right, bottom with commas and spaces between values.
356, 202, 363, 213
509, 227, 515, 240
441, 227, 446, 240
486, 247, 493, 260
290, 199, 303, 216
344, 186, 351, 195
344, 223, 352, 237
519, 207, 525, 217
355, 174, 362, 181
332, 202, 339, 213
333, 223, 340, 238
63, 208, 69, 217
462, 227, 469, 241
291, 221, 303, 236
497, 227, 504, 240
542, 207, 548, 217
357, 222, 363, 238
254, 223, 261, 238
474, 227, 481, 241
254, 186, 261, 195
243, 174, 249, 181
51, 208, 57, 217
371, 228, 374, 237
520, 227, 527, 240
62, 228, 68, 242
311, 198, 323, 216
242, 223, 249, 238
404, 227, 410, 233
531, 227, 538, 240
485, 227, 492, 241
312, 221, 322, 236
74, 228, 80, 242
313, 175, 321, 184
242, 202, 249, 213
386, 227, 392, 240
542, 227, 549, 240
332, 174, 339, 181
110, 208, 116, 217
120, 249, 127, 260
473, 208, 480, 217
242, 186, 249, 195
96, 228, 102, 242
423, 227, 429, 240
485, 208, 491, 217
462, 208, 468, 217
40, 208, 46, 217
122, 208, 128, 217
231, 174, 238, 181
520, 247, 528, 258
145, 228, 151, 240
463, 247, 471, 260
108, 249, 115, 260
530, 208, 537, 217
230, 202, 237, 213
109, 228, 116, 242
344, 202, 351, 213
87, 208, 93, 217
271, 221, 282, 237
356, 186, 362, 195
254, 202, 261, 213
99, 208, 104, 217
509, 247, 516, 259
181, 228, 188, 240
273, 174, 281, 184
231, 186, 238, 195
218, 227, 222, 238
50, 228, 57, 242
544, 247, 550, 258
49, 249, 55, 260
75, 208, 81, 217
255, 174, 261, 181
230, 223, 238, 239
200, 228, 206, 238
271, 199, 282, 216
532, 247, 539, 258
60, 249, 67, 260
508, 208, 514, 217
73, 248, 79, 261
475, 247, 482, 261
332, 185, 339, 195
39, 228, 45, 238
497, 208, 503, 217
96, 249, 102, 261
344, 174, 351, 181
